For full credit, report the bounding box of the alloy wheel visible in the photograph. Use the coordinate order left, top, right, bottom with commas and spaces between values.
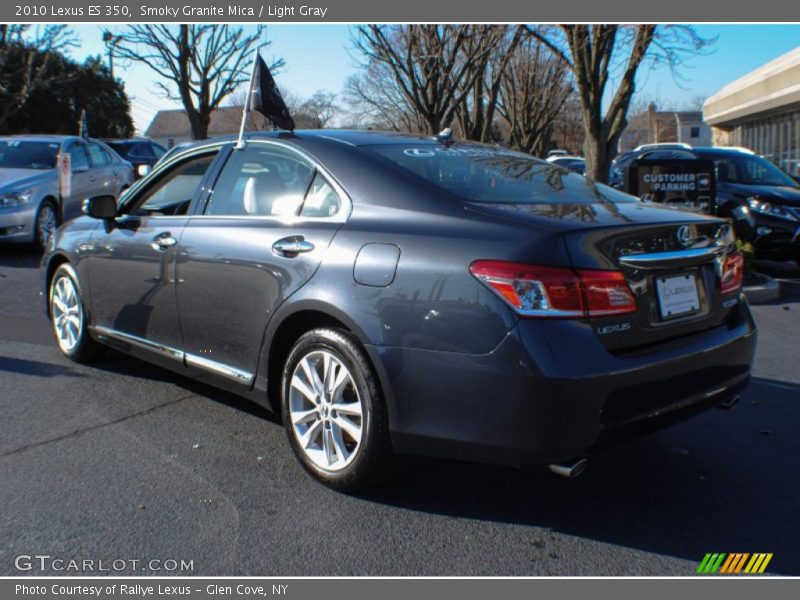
37, 203, 57, 247
288, 350, 364, 472
51, 275, 83, 353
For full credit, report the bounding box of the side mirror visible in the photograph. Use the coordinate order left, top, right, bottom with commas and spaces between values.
82, 195, 117, 219
137, 164, 151, 177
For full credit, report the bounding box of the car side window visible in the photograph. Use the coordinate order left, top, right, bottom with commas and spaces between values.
129, 143, 155, 159
150, 143, 166, 159
86, 142, 111, 167
67, 143, 89, 171
125, 153, 217, 216
205, 144, 314, 217
300, 172, 342, 218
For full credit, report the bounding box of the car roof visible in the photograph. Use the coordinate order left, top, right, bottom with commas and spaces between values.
182, 129, 465, 149
0, 134, 79, 143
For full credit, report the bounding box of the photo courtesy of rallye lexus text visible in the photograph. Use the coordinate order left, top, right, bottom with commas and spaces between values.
39, 128, 757, 491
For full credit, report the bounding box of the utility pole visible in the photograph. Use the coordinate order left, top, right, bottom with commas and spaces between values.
102, 30, 123, 79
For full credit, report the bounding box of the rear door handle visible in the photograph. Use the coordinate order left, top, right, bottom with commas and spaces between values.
151, 232, 177, 252
272, 236, 314, 256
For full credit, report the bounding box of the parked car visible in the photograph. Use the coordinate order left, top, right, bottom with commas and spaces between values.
549, 156, 586, 175
0, 135, 134, 249
102, 137, 167, 180
41, 130, 756, 490
614, 145, 800, 263
546, 149, 569, 160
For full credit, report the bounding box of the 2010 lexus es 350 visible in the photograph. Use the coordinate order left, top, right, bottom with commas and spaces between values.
41, 130, 757, 490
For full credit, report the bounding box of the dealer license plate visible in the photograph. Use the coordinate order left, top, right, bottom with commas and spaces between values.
656, 273, 700, 319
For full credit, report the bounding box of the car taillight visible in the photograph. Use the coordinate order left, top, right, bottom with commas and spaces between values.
720, 252, 744, 295
469, 260, 637, 319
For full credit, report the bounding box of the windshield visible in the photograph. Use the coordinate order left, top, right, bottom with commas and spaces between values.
366, 144, 635, 205
0, 140, 59, 170
697, 152, 797, 187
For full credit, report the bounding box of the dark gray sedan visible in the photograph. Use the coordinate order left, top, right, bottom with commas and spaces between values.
40, 130, 756, 490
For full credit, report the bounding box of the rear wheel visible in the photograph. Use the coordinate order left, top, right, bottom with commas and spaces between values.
49, 265, 102, 363
281, 328, 391, 491
34, 200, 58, 251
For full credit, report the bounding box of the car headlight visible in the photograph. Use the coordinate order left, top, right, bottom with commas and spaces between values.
747, 196, 799, 221
0, 190, 33, 208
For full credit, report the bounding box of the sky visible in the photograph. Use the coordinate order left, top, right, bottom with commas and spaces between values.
67, 24, 800, 135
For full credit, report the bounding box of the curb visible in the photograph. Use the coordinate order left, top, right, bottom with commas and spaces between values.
743, 273, 781, 304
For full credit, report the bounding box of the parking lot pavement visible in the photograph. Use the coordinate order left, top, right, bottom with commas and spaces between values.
0, 247, 798, 576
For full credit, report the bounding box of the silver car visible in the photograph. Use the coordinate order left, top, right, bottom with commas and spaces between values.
0, 135, 134, 249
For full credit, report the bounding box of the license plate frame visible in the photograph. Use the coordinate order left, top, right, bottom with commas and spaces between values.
656, 272, 701, 320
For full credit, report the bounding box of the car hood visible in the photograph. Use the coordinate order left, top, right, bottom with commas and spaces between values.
721, 182, 800, 205
464, 200, 719, 233
0, 167, 55, 192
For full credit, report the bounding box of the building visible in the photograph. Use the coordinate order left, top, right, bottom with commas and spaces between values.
704, 47, 800, 175
144, 106, 273, 148
618, 103, 711, 152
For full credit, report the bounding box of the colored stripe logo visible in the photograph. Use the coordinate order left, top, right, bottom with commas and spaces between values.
697, 553, 773, 574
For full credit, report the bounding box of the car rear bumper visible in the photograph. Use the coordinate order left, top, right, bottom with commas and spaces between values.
374, 295, 757, 465
0, 205, 36, 243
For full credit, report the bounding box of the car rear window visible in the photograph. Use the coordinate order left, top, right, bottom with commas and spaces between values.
365, 144, 635, 205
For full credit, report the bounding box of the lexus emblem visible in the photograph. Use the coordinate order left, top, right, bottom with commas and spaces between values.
676, 224, 698, 247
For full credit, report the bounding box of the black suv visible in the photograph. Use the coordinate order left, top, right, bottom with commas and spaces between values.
613, 146, 800, 263
102, 138, 167, 179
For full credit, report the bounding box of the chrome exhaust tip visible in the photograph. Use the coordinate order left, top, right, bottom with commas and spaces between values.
718, 394, 741, 410
549, 458, 588, 478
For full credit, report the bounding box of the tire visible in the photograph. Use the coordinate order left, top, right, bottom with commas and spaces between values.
49, 264, 103, 363
34, 200, 59, 252
281, 328, 392, 492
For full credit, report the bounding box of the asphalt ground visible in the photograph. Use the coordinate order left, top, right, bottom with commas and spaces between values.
0, 246, 798, 576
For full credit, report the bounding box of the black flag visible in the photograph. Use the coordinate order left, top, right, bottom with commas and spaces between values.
249, 54, 295, 131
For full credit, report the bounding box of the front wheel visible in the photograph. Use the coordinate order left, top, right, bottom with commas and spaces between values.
281, 328, 392, 492
34, 200, 58, 251
49, 265, 102, 363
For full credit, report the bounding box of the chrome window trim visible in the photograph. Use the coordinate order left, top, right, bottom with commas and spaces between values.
90, 325, 254, 385
199, 139, 353, 224
120, 141, 227, 205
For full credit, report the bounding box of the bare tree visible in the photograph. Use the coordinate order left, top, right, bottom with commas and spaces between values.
0, 25, 77, 128
113, 25, 283, 140
454, 25, 524, 143
299, 91, 339, 129
352, 25, 496, 135
342, 61, 425, 131
527, 25, 715, 182
496, 38, 572, 156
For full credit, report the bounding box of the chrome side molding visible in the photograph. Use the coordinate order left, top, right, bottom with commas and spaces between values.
92, 325, 183, 360
89, 325, 253, 385
185, 353, 253, 384
618, 246, 725, 270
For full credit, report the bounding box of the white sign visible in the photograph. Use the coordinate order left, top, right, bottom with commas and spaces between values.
58, 152, 71, 199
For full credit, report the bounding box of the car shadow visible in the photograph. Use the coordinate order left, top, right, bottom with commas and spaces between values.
358, 376, 800, 575
0, 245, 41, 269
55, 346, 800, 574
0, 355, 86, 378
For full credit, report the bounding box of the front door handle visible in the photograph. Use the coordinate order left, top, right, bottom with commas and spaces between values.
273, 236, 314, 256
151, 232, 177, 252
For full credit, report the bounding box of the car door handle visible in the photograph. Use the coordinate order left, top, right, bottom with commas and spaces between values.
272, 236, 314, 256
89, 176, 96, 182
151, 232, 177, 252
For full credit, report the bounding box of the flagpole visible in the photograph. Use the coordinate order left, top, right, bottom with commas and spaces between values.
235, 48, 259, 150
